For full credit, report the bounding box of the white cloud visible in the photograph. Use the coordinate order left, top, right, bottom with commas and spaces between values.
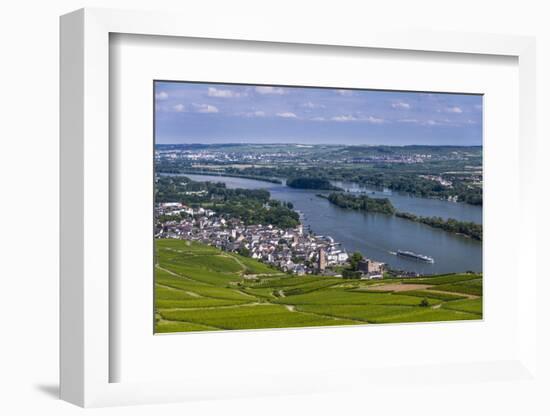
445, 106, 463, 113
365, 116, 385, 124
398, 118, 461, 127
207, 87, 243, 98
331, 114, 384, 123
391, 101, 411, 110
155, 91, 168, 100
255, 86, 285, 95
276, 112, 297, 118
193, 103, 219, 113
331, 115, 357, 122
402, 119, 439, 126
311, 116, 326, 121
336, 89, 353, 96
172, 104, 185, 112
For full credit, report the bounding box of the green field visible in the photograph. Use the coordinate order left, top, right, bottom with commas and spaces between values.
154, 239, 483, 333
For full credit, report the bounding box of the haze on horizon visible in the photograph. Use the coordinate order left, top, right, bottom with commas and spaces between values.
155, 81, 483, 146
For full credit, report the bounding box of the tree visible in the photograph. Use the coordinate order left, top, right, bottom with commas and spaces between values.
238, 246, 250, 257
342, 269, 362, 279
349, 252, 363, 271
419, 298, 430, 307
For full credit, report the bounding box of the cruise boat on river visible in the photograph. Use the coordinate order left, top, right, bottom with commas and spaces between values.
396, 249, 435, 263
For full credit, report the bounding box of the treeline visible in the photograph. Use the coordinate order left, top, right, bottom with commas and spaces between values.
323, 192, 482, 240
342, 172, 482, 206
324, 192, 396, 215
209, 187, 270, 203
216, 199, 299, 229
395, 212, 482, 241
286, 177, 341, 190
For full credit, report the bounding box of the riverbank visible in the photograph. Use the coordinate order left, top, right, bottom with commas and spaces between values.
177, 173, 483, 274
319, 192, 482, 241
395, 211, 482, 241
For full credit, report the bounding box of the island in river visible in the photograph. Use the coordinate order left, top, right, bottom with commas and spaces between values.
287, 176, 342, 191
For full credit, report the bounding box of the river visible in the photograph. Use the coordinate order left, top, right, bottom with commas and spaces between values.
173, 173, 482, 275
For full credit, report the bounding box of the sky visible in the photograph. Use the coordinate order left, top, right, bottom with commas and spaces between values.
155, 81, 482, 146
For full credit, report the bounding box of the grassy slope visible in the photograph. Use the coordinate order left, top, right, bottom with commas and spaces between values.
154, 239, 482, 333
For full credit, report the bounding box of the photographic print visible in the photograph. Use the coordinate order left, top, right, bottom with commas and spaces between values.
154, 81, 483, 333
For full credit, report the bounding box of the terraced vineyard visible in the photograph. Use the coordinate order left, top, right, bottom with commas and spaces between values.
154, 239, 483, 333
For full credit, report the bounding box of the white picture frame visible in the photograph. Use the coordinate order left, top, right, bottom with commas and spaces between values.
60, 7, 538, 408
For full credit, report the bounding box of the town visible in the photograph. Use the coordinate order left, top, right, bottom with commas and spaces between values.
156, 143, 483, 206
155, 144, 477, 168
155, 202, 386, 279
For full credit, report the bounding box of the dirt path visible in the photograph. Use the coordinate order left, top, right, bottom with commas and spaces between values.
221, 253, 246, 273
157, 318, 223, 331
157, 265, 218, 286
220, 253, 284, 278
235, 289, 257, 299
425, 289, 479, 300
295, 309, 367, 325
362, 283, 432, 292
156, 283, 202, 298
242, 273, 286, 279
185, 291, 201, 298
161, 302, 261, 312
157, 265, 191, 279
361, 282, 479, 300
157, 266, 256, 301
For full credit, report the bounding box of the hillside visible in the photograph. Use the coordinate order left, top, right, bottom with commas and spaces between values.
155, 239, 482, 333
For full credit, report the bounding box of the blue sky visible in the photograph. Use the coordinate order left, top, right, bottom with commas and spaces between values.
155, 81, 482, 146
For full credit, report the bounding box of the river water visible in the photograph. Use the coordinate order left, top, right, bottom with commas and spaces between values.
175, 174, 483, 275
